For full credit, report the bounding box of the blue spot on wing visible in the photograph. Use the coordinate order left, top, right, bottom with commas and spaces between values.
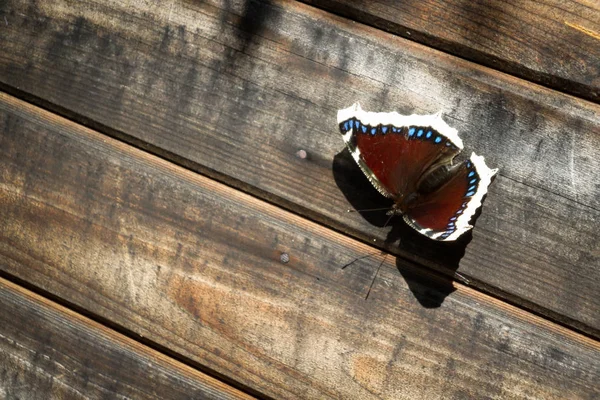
371, 127, 377, 135
470, 178, 477, 184
408, 127, 415, 137
468, 185, 476, 191
417, 129, 424, 137
466, 191, 475, 197
435, 136, 442, 143
426, 131, 432, 139
361, 125, 367, 133
382, 126, 388, 134
354, 120, 360, 130
468, 171, 475, 177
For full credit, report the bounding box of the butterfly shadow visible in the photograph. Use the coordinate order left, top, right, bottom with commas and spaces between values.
332, 148, 475, 308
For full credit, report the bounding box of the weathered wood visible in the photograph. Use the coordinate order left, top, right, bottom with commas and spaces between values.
300, 0, 600, 103
1, 94, 599, 399
0, 278, 256, 400
0, 0, 599, 336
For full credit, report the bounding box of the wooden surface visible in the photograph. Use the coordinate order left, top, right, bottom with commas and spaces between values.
300, 0, 600, 103
1, 0, 599, 398
1, 0, 598, 337
0, 278, 255, 400
1, 93, 599, 399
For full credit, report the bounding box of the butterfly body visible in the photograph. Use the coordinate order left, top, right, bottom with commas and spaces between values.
338, 103, 497, 241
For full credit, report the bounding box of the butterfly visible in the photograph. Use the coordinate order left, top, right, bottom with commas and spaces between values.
338, 103, 498, 241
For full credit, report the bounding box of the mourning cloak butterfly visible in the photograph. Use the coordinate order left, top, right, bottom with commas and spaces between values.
338, 103, 498, 241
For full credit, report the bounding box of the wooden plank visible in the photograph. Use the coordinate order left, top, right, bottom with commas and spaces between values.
0, 0, 599, 336
299, 0, 600, 103
0, 278, 256, 400
1, 94, 599, 399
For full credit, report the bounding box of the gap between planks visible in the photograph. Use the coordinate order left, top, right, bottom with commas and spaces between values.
295, 0, 600, 104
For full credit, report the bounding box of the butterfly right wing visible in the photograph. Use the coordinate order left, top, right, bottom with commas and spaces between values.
403, 153, 498, 241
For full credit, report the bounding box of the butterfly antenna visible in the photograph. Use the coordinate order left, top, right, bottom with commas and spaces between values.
347, 207, 392, 213
454, 270, 471, 285
342, 215, 394, 270
382, 213, 394, 229
365, 253, 387, 300
341, 251, 381, 269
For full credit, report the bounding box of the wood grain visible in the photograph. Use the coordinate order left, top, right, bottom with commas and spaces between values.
1, 93, 599, 399
299, 0, 600, 103
0, 278, 256, 400
0, 0, 599, 336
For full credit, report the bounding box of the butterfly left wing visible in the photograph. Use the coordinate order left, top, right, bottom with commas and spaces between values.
338, 103, 463, 203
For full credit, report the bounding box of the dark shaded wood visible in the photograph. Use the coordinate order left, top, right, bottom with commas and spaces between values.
299, 0, 600, 103
1, 94, 600, 399
0, 278, 256, 400
0, 0, 599, 336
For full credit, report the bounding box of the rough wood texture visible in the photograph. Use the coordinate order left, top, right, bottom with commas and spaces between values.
300, 0, 600, 103
2, 94, 600, 399
0, 278, 255, 400
1, 0, 599, 336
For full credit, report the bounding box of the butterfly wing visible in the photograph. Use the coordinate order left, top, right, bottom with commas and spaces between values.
403, 153, 498, 241
338, 103, 463, 202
